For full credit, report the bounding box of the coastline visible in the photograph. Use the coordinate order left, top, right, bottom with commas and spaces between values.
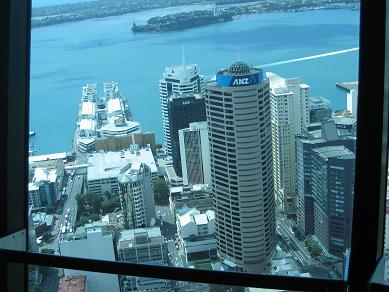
31, 0, 360, 29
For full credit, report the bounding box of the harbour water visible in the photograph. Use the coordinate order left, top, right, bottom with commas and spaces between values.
29, 7, 359, 154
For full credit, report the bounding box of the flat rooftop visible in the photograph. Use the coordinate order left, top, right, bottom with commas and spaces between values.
107, 98, 122, 115
101, 120, 140, 133
81, 101, 95, 116
58, 275, 86, 292
79, 119, 96, 131
29, 152, 67, 164
118, 227, 163, 249
87, 148, 157, 181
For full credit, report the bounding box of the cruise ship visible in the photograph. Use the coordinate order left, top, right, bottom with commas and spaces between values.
76, 82, 140, 153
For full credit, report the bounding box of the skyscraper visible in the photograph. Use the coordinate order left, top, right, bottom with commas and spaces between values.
205, 61, 275, 273
159, 61, 204, 154
179, 121, 211, 185
168, 94, 206, 177
295, 120, 356, 236
311, 146, 355, 258
267, 72, 310, 215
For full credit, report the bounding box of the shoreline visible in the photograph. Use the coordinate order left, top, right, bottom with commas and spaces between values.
31, 1, 360, 29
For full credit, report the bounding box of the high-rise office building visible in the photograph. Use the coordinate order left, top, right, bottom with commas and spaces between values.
179, 121, 211, 185
311, 146, 355, 258
159, 62, 204, 154
296, 121, 356, 236
267, 72, 310, 215
168, 94, 206, 177
205, 61, 275, 273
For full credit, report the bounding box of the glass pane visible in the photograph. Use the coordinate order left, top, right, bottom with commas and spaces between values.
28, 264, 303, 292
29, 0, 360, 283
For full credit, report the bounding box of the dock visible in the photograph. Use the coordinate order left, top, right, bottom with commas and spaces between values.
336, 81, 358, 92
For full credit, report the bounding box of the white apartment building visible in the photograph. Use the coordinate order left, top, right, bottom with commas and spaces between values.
179, 121, 211, 186
267, 72, 310, 214
28, 167, 59, 208
205, 61, 275, 273
87, 147, 158, 198
118, 161, 156, 228
159, 63, 204, 154
176, 208, 216, 262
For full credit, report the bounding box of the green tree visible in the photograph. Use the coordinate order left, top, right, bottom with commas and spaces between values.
153, 178, 169, 205
85, 191, 102, 213
76, 193, 86, 214
101, 196, 121, 214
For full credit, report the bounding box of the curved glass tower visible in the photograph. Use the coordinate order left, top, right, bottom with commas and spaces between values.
205, 61, 276, 273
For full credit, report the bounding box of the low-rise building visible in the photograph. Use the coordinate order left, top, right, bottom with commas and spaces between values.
86, 146, 157, 198
169, 184, 213, 214
165, 164, 183, 187
176, 208, 217, 263
28, 167, 59, 208
60, 227, 120, 292
117, 227, 171, 291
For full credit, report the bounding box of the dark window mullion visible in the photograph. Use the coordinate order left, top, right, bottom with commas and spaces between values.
348, 0, 388, 291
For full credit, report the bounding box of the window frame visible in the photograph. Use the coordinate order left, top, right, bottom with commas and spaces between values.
0, 0, 387, 291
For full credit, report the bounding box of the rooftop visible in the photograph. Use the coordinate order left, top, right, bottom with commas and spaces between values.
33, 167, 57, 183
314, 145, 355, 159
58, 275, 86, 292
79, 119, 96, 131
100, 119, 140, 134
87, 148, 157, 181
107, 98, 122, 115
118, 227, 163, 249
81, 101, 95, 116
29, 152, 67, 164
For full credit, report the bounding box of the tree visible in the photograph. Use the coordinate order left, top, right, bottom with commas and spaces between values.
76, 193, 86, 214
101, 196, 121, 214
153, 178, 170, 205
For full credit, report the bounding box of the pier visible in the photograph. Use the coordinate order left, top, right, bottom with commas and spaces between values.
336, 81, 358, 92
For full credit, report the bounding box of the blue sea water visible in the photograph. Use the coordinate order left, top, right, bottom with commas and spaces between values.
29, 8, 360, 154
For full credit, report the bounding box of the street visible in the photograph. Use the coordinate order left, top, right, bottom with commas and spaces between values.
155, 205, 177, 239
276, 217, 313, 267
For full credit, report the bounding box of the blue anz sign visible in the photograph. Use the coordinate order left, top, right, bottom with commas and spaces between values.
216, 70, 263, 88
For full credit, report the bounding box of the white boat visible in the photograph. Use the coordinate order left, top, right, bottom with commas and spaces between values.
29, 130, 35, 136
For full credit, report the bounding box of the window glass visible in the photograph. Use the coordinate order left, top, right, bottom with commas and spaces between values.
29, 0, 360, 289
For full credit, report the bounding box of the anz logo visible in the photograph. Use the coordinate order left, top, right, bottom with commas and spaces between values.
231, 75, 258, 87
232, 78, 250, 85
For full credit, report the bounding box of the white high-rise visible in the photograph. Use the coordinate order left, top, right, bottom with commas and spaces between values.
159, 59, 204, 154
179, 121, 211, 186
206, 61, 275, 273
267, 72, 310, 214
347, 89, 358, 118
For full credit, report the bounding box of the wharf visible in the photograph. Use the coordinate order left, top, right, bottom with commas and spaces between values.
336, 81, 358, 92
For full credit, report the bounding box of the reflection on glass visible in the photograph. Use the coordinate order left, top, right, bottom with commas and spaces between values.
29, 0, 360, 289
